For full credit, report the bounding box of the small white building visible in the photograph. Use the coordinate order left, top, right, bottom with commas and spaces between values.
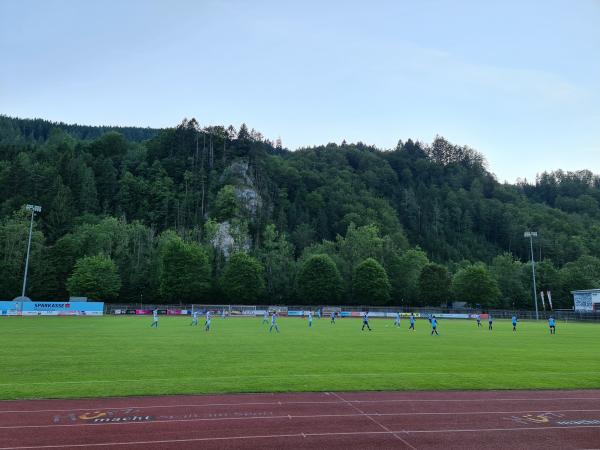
572, 289, 600, 312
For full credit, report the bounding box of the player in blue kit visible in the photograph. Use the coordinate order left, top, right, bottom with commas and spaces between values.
476, 314, 481, 327
307, 311, 313, 327
317, 309, 322, 319
330, 312, 336, 325
361, 311, 372, 331
191, 310, 199, 326
549, 316, 556, 334
204, 310, 211, 331
430, 315, 439, 336
262, 310, 269, 324
488, 314, 493, 331
269, 311, 280, 333
394, 312, 401, 327
151, 309, 159, 328
409, 313, 415, 331
512, 315, 518, 332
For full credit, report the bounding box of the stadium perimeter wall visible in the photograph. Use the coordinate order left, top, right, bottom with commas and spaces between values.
104, 304, 600, 322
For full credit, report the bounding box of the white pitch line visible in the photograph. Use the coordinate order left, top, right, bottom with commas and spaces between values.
2, 425, 600, 449
1, 408, 598, 430
330, 392, 417, 450
1, 371, 598, 386
3, 396, 600, 415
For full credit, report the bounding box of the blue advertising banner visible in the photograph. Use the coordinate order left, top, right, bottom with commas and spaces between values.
0, 301, 104, 316
0, 301, 19, 316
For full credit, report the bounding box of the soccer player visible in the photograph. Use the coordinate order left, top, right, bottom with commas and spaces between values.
221, 309, 226, 319
431, 315, 439, 336
512, 315, 518, 332
394, 312, 401, 327
488, 314, 493, 331
191, 310, 199, 326
330, 312, 336, 325
409, 313, 415, 331
317, 309, 322, 319
269, 311, 280, 333
151, 309, 159, 328
262, 310, 269, 324
361, 311, 372, 331
476, 314, 481, 327
204, 310, 211, 331
308, 311, 313, 327
549, 316, 556, 334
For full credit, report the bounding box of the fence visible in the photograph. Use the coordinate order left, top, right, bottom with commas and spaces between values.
104, 303, 600, 322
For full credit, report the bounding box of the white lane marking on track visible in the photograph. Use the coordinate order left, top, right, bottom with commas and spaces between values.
2, 425, 600, 449
3, 397, 600, 414
2, 408, 600, 430
330, 392, 417, 450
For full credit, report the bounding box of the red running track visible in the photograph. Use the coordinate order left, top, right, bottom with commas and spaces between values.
1, 390, 600, 449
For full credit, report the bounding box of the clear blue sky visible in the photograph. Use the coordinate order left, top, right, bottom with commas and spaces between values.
1, 0, 598, 182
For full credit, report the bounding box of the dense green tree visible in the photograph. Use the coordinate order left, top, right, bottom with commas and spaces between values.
490, 253, 528, 309
353, 258, 391, 305
0, 210, 45, 299
159, 235, 211, 303
214, 185, 239, 221
387, 248, 429, 305
257, 225, 296, 302
297, 254, 342, 304
418, 263, 451, 306
556, 256, 600, 308
521, 259, 560, 310
335, 224, 391, 290
66, 254, 121, 300
452, 263, 501, 308
221, 252, 265, 303
2, 115, 600, 308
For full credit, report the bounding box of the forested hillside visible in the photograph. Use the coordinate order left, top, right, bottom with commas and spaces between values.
1, 115, 599, 308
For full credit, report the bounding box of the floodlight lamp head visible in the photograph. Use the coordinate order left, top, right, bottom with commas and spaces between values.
25, 204, 42, 213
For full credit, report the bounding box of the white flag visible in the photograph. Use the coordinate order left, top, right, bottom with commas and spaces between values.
540, 291, 545, 310
547, 291, 553, 310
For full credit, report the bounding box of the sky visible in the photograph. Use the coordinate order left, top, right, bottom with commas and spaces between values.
1, 0, 598, 182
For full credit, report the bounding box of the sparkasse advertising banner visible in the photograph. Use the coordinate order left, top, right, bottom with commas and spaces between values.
20, 302, 104, 316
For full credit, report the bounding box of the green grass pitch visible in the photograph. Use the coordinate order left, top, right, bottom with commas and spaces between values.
1, 316, 599, 400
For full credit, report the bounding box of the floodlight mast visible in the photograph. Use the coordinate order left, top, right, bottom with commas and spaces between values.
524, 231, 539, 320
22, 205, 42, 298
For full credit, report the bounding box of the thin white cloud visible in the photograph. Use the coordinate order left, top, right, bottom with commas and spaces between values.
394, 42, 588, 107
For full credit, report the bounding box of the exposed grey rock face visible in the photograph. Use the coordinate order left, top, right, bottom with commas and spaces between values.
211, 221, 235, 258
211, 159, 261, 257
220, 160, 254, 186
211, 221, 251, 258
219, 158, 262, 219
235, 187, 260, 217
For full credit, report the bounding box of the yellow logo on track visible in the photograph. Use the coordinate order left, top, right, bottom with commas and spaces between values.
79, 411, 107, 420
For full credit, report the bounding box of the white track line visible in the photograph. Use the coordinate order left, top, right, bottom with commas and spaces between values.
330, 392, 417, 450
1, 408, 598, 430
3, 396, 600, 414
2, 425, 600, 449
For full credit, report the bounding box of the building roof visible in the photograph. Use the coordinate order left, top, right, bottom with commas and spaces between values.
571, 289, 600, 294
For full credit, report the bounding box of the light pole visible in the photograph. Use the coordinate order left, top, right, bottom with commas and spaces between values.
524, 231, 539, 320
21, 204, 42, 299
